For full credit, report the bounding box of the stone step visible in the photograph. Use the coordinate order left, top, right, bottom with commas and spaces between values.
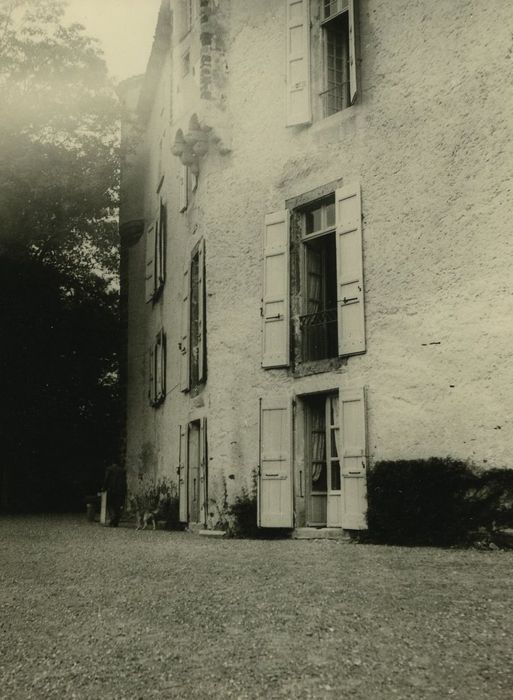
198, 529, 226, 538
292, 527, 350, 541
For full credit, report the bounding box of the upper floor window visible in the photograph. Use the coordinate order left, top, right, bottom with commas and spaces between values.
300, 196, 338, 361
321, 3, 351, 116
262, 182, 365, 370
180, 239, 206, 393
148, 329, 166, 407
286, 0, 359, 127
145, 200, 167, 304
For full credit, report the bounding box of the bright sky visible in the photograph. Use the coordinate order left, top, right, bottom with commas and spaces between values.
65, 0, 162, 82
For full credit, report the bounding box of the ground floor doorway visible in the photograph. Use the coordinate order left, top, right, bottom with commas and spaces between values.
304, 392, 342, 527
178, 417, 207, 526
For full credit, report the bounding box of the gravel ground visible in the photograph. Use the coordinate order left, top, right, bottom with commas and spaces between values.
0, 516, 512, 700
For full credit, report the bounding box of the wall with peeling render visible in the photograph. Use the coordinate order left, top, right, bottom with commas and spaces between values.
121, 0, 513, 526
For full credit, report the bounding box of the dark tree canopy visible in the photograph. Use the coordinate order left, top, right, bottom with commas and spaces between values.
0, 0, 122, 512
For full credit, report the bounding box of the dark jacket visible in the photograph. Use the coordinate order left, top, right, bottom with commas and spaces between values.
103, 464, 127, 500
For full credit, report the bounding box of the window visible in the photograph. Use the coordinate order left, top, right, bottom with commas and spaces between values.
148, 330, 166, 407
179, 164, 188, 212
300, 196, 338, 361
285, 0, 359, 127
262, 182, 365, 370
190, 247, 202, 388
321, 3, 350, 116
144, 201, 167, 303
180, 239, 206, 392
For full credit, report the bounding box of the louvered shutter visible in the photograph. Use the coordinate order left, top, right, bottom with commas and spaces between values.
336, 183, 365, 355
180, 261, 190, 392
179, 164, 188, 212
199, 417, 208, 525
145, 224, 156, 303
286, 0, 312, 126
197, 239, 206, 382
262, 211, 289, 368
258, 397, 293, 528
339, 386, 367, 530
348, 0, 359, 104
158, 202, 167, 286
178, 424, 188, 522
148, 344, 155, 404
156, 331, 166, 402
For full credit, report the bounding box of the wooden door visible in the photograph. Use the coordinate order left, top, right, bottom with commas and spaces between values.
188, 421, 201, 523
178, 424, 188, 522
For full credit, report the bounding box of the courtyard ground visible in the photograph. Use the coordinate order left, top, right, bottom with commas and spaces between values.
0, 516, 512, 700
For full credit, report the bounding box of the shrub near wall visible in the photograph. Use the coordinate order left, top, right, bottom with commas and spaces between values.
366, 458, 513, 546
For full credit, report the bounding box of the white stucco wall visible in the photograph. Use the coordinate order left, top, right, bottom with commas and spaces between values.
123, 0, 513, 524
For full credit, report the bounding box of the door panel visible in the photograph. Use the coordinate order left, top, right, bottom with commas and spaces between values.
258, 398, 293, 528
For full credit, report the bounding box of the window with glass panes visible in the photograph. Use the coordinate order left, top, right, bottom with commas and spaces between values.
321, 0, 350, 116
300, 194, 338, 361
306, 393, 341, 526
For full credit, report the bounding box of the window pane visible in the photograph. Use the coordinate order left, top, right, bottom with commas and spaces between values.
301, 232, 338, 361
312, 462, 327, 491
305, 204, 323, 234
331, 460, 341, 490
326, 197, 335, 228
330, 428, 339, 459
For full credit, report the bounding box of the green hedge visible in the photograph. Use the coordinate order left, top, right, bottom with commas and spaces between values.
366, 458, 513, 546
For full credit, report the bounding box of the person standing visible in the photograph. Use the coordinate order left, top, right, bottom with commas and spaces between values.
102, 463, 126, 527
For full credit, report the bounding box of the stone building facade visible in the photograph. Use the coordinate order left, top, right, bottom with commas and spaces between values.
118, 0, 513, 531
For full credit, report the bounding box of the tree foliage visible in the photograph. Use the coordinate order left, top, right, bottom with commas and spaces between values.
0, 0, 121, 511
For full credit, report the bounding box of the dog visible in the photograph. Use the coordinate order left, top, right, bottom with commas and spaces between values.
136, 509, 158, 530
130, 494, 166, 531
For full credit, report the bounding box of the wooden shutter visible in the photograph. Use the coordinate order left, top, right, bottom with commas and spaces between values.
339, 386, 367, 530
155, 330, 166, 402
145, 224, 156, 303
178, 424, 188, 522
348, 0, 359, 105
180, 261, 190, 392
158, 202, 167, 286
286, 0, 312, 127
148, 344, 155, 404
258, 397, 293, 528
179, 164, 188, 212
262, 211, 290, 368
199, 417, 208, 525
336, 183, 365, 356
197, 239, 206, 383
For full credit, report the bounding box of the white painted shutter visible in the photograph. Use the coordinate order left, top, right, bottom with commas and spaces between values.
258, 397, 293, 528
179, 164, 188, 212
145, 224, 156, 303
156, 331, 166, 402
199, 417, 208, 525
336, 183, 365, 355
262, 211, 290, 368
148, 345, 155, 404
339, 386, 367, 530
348, 0, 359, 105
197, 239, 206, 382
158, 202, 167, 286
178, 424, 188, 522
180, 261, 190, 392
286, 0, 312, 126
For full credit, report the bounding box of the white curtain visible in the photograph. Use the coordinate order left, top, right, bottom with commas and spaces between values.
311, 408, 325, 482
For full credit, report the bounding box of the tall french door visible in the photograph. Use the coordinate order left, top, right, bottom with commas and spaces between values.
306, 392, 342, 527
